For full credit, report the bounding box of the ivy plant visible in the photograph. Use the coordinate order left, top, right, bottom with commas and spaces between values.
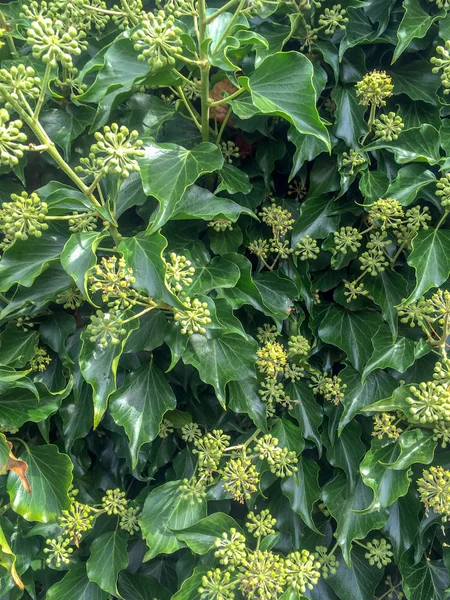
0, 0, 450, 598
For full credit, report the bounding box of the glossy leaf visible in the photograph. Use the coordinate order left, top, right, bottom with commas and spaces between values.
109, 361, 177, 468
86, 530, 128, 598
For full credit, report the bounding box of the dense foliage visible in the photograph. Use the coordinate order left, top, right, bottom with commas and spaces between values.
0, 0, 450, 598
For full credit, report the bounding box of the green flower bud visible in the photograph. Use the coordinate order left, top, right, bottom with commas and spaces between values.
193, 430, 231, 472
158, 419, 174, 438
239, 550, 285, 599
318, 4, 349, 35
222, 455, 259, 503
30, 347, 51, 372
44, 536, 73, 567
214, 528, 247, 565
180, 422, 202, 442
174, 297, 211, 335
310, 374, 347, 404
180, 477, 207, 504
341, 148, 366, 174
295, 235, 320, 260
86, 309, 127, 348
407, 381, 450, 423
315, 545, 339, 579
284, 549, 321, 594
27, 16, 87, 68
0, 190, 48, 249
246, 509, 276, 538
208, 218, 233, 232
102, 488, 128, 516
418, 465, 450, 521
90, 123, 144, 178
165, 252, 195, 293
431, 40, 450, 94
343, 280, 368, 303
256, 323, 279, 345
355, 70, 394, 107
259, 204, 294, 237
373, 112, 404, 142
334, 226, 363, 254
364, 539, 393, 569
220, 140, 240, 164
132, 11, 183, 70
372, 413, 402, 440
248, 238, 270, 259
119, 506, 140, 534
256, 341, 287, 377
359, 249, 389, 276
199, 569, 235, 600
0, 109, 28, 169
59, 501, 95, 539
0, 64, 41, 106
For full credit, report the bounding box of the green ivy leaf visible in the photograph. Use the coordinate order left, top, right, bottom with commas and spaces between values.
383, 489, 421, 560
80, 320, 139, 428
170, 185, 254, 223
47, 563, 109, 600
323, 472, 389, 564
0, 230, 67, 293
288, 381, 323, 451
393, 0, 445, 63
386, 164, 436, 206
86, 530, 128, 598
139, 141, 224, 233
399, 548, 450, 600
331, 85, 367, 148
361, 328, 416, 382
358, 438, 411, 513
240, 52, 330, 149
118, 572, 171, 600
281, 457, 321, 533
318, 306, 384, 372
173, 513, 243, 554
364, 270, 408, 340
60, 232, 107, 296
171, 567, 209, 600
325, 547, 384, 600
182, 332, 257, 408
7, 444, 72, 523
119, 232, 179, 306
363, 125, 441, 165
41, 106, 96, 160
216, 164, 252, 195
407, 228, 450, 301
288, 127, 327, 180
109, 361, 177, 468
139, 481, 207, 561
185, 256, 241, 296
323, 420, 365, 488
0, 324, 38, 368
391, 60, 440, 105
228, 378, 267, 433
381, 429, 437, 470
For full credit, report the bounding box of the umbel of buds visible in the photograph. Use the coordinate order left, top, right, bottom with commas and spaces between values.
132, 11, 183, 70
0, 191, 48, 249
26, 16, 87, 68
356, 70, 393, 107
0, 65, 41, 105
0, 109, 28, 168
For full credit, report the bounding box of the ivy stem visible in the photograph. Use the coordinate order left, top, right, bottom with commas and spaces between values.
206, 0, 240, 23
176, 86, 203, 133
436, 209, 449, 230
8, 437, 30, 453
209, 87, 245, 107
120, 305, 156, 324
216, 107, 232, 145
212, 0, 246, 53
33, 62, 52, 121
197, 0, 210, 144
0, 293, 9, 304
361, 103, 377, 145
0, 11, 18, 58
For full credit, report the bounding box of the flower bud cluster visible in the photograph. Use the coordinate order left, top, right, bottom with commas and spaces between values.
259, 204, 295, 238
30, 347, 51, 372
89, 256, 139, 310
78, 124, 144, 179
295, 235, 320, 260
0, 191, 48, 249
222, 455, 259, 503
119, 506, 140, 534
431, 40, 450, 94
310, 374, 347, 405
27, 16, 87, 68
132, 11, 183, 70
256, 341, 287, 377
193, 430, 231, 473
221, 141, 240, 164
245, 510, 276, 538
86, 309, 127, 347
373, 112, 404, 142
341, 149, 366, 174
59, 500, 95, 539
180, 477, 207, 504
406, 381, 450, 423
0, 109, 28, 168
0, 65, 41, 107
436, 172, 450, 207
68, 212, 97, 233
372, 413, 402, 440
364, 539, 393, 569
214, 529, 247, 565
254, 434, 298, 477
44, 536, 73, 566
208, 218, 233, 232
158, 419, 174, 438
418, 465, 450, 521
334, 226, 362, 254
112, 0, 145, 30
318, 4, 349, 35
173, 297, 211, 335
165, 253, 195, 293
356, 70, 394, 107
181, 421, 202, 442
315, 545, 339, 578
102, 488, 128, 515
